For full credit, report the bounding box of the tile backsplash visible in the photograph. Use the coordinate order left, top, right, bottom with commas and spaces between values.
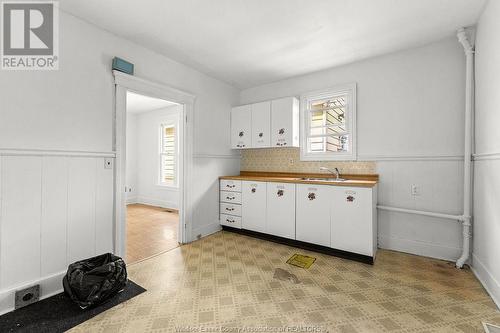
240, 148, 376, 174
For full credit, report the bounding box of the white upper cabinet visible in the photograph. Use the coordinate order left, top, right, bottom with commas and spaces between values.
231, 97, 298, 149
251, 101, 271, 148
295, 184, 331, 247
271, 97, 299, 148
266, 182, 295, 239
231, 105, 251, 149
241, 181, 267, 233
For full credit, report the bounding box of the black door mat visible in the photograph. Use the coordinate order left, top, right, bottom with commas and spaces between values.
0, 280, 146, 333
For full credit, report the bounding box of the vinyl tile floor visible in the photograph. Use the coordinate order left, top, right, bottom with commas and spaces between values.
72, 231, 500, 333
126, 204, 179, 264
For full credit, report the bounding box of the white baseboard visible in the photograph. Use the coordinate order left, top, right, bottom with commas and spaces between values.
192, 222, 222, 240
0, 270, 65, 315
126, 196, 138, 205
378, 235, 461, 262
134, 196, 178, 210
471, 254, 500, 310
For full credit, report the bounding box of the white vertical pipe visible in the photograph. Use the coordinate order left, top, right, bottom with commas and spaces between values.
456, 28, 474, 269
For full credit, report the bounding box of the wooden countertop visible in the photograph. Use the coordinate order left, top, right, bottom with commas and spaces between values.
220, 171, 378, 188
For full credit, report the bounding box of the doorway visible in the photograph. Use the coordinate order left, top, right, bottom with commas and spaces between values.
125, 91, 182, 263
113, 71, 195, 260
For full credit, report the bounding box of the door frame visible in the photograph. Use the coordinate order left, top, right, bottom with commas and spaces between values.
113, 70, 195, 257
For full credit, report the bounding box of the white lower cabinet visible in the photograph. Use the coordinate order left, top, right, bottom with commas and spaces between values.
266, 182, 295, 239
295, 184, 332, 247
220, 178, 377, 261
241, 181, 267, 233
330, 187, 376, 256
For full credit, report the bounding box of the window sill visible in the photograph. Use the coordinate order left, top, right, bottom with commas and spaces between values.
156, 183, 179, 189
300, 152, 357, 162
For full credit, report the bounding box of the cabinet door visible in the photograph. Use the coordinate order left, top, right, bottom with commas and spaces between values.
242, 181, 267, 232
251, 101, 271, 148
271, 97, 299, 147
296, 184, 331, 247
331, 187, 373, 256
266, 182, 295, 239
231, 105, 251, 149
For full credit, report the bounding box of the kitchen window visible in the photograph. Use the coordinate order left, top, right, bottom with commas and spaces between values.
159, 124, 177, 186
300, 83, 356, 161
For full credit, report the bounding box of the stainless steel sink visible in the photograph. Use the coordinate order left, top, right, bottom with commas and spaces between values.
300, 177, 347, 182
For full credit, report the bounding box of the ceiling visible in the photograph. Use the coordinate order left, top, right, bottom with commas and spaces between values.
60, 0, 486, 89
126, 91, 178, 114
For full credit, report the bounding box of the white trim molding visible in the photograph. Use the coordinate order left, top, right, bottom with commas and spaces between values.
300, 83, 357, 161
0, 148, 116, 158
192, 221, 222, 240
0, 270, 66, 315
473, 152, 500, 161
113, 70, 196, 260
472, 254, 500, 310
359, 154, 464, 161
133, 196, 179, 210
193, 153, 241, 159
378, 235, 462, 262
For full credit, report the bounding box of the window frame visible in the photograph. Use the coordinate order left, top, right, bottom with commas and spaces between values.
300, 83, 357, 161
158, 122, 178, 187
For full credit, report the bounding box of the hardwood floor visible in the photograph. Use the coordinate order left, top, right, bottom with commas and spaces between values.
126, 203, 179, 264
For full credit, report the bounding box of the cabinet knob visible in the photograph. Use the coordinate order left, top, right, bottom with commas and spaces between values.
308, 192, 316, 200
239, 131, 244, 137
251, 188, 256, 193
226, 196, 235, 200
226, 184, 235, 188
225, 207, 234, 211
278, 128, 285, 135
226, 219, 234, 223
277, 189, 284, 197
258, 132, 263, 138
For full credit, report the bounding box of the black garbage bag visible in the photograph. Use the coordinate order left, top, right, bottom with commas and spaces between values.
63, 253, 127, 309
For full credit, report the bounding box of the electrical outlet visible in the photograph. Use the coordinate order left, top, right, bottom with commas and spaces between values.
104, 158, 113, 169
15, 285, 39, 309
411, 184, 419, 196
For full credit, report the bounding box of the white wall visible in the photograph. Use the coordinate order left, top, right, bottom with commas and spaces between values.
0, 9, 239, 314
472, 0, 500, 308
126, 105, 182, 209
240, 37, 466, 261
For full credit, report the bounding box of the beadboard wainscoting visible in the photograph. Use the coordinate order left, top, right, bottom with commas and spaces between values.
376, 158, 464, 261
0, 151, 114, 314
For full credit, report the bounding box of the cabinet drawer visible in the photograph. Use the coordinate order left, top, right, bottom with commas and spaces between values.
220, 191, 242, 204
220, 214, 242, 228
220, 202, 241, 216
220, 179, 242, 192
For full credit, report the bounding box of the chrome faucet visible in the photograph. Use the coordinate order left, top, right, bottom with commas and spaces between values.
319, 166, 341, 180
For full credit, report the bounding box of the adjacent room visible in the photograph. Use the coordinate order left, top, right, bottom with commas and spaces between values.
0, 0, 499, 332
125, 91, 182, 263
